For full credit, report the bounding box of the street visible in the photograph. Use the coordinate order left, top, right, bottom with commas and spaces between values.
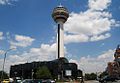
57, 80, 120, 83
84, 80, 120, 83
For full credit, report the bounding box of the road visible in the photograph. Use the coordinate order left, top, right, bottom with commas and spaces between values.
57, 80, 120, 83
85, 80, 120, 83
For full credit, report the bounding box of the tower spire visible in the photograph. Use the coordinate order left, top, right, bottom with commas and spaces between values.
58, 3, 62, 7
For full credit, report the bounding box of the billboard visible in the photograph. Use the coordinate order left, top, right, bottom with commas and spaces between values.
65, 70, 72, 76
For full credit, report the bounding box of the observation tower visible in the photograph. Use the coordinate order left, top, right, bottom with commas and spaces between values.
52, 5, 69, 58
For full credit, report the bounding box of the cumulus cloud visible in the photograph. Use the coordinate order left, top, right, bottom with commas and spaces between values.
90, 33, 111, 41
29, 43, 57, 61
0, 43, 115, 73
0, 43, 70, 72
10, 35, 35, 48
69, 49, 115, 73
0, 50, 5, 55
64, 0, 119, 44
0, 0, 8, 4
64, 34, 89, 44
0, 0, 17, 5
0, 43, 57, 72
88, 0, 111, 11
0, 32, 4, 40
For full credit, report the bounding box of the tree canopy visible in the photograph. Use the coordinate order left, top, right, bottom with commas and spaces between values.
0, 71, 9, 81
35, 66, 52, 79
85, 73, 97, 80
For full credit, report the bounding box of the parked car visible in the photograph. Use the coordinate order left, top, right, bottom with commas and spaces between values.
2, 79, 10, 83
99, 76, 116, 83
42, 79, 55, 83
22, 79, 42, 83
14, 77, 22, 83
22, 79, 33, 83
33, 79, 42, 83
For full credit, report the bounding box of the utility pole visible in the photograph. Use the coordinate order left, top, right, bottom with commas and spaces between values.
1, 48, 15, 81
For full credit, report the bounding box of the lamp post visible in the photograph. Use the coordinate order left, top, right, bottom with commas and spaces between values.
1, 48, 15, 81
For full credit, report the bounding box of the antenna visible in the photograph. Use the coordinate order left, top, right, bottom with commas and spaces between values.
58, 3, 63, 7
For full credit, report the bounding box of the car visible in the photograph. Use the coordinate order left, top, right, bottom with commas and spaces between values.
22, 79, 42, 83
9, 78, 14, 83
2, 79, 10, 83
14, 77, 22, 83
99, 76, 116, 83
33, 79, 42, 83
22, 79, 33, 83
42, 79, 55, 83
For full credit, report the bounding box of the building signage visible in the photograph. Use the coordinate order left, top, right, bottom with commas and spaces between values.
65, 70, 72, 76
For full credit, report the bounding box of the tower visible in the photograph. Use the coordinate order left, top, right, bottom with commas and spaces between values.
52, 5, 69, 58
114, 45, 120, 62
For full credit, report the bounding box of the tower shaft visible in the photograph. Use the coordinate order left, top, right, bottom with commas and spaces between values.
57, 22, 64, 58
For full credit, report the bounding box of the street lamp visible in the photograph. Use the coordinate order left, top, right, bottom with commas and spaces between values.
1, 48, 15, 81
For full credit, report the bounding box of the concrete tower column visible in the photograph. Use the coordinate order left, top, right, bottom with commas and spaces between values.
58, 21, 64, 58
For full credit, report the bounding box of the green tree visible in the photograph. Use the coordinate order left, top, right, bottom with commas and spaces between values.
85, 73, 97, 80
99, 71, 108, 78
35, 66, 52, 79
0, 71, 9, 81
90, 73, 97, 80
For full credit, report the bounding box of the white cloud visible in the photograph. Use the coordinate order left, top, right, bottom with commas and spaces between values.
69, 49, 115, 73
88, 0, 111, 11
0, 50, 5, 55
90, 33, 111, 41
64, 0, 119, 44
0, 0, 7, 4
0, 0, 17, 5
10, 35, 35, 48
0, 43, 70, 72
0, 42, 115, 73
65, 11, 112, 35
98, 49, 114, 59
64, 34, 89, 44
0, 43, 57, 72
0, 32, 4, 40
29, 43, 57, 61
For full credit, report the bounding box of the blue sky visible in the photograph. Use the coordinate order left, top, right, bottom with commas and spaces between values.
0, 0, 120, 73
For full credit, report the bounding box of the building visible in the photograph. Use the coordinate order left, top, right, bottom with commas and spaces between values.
107, 45, 120, 78
10, 58, 82, 79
